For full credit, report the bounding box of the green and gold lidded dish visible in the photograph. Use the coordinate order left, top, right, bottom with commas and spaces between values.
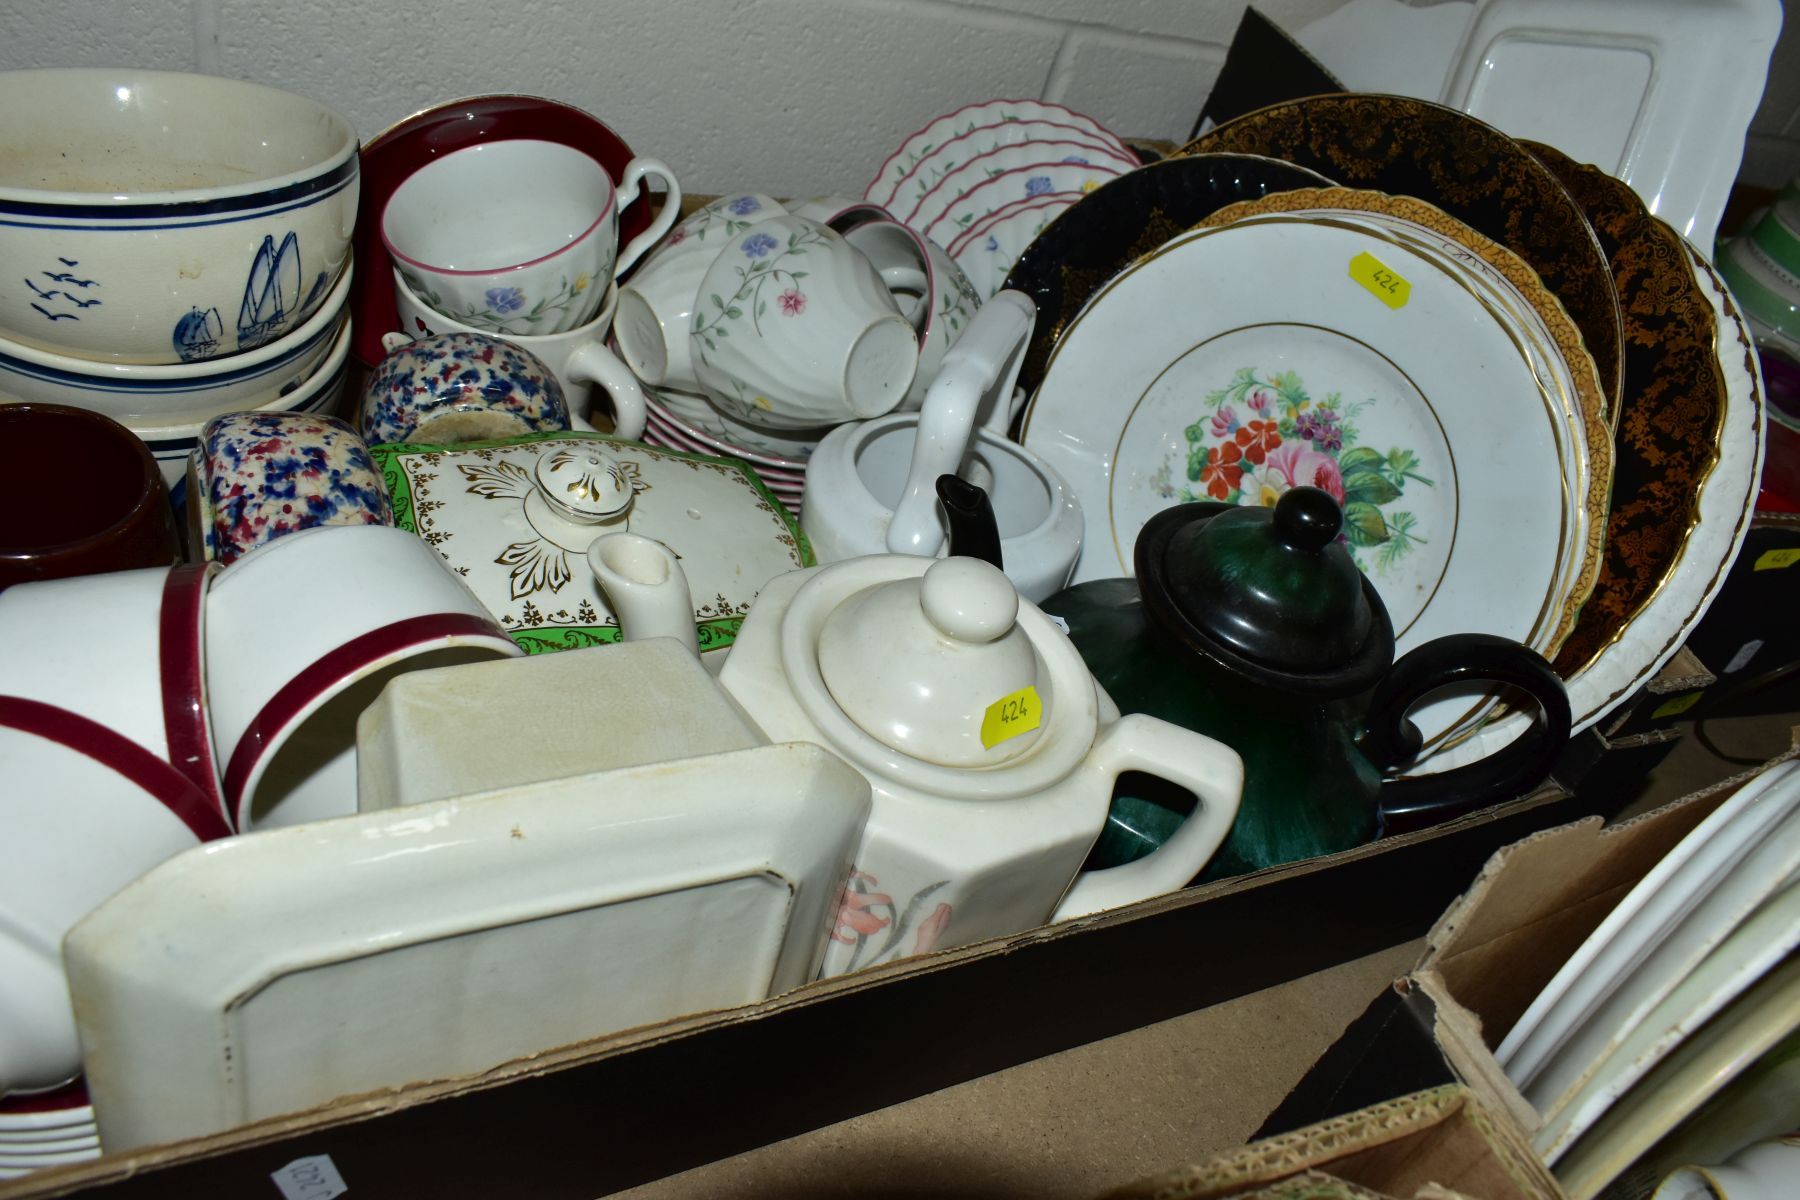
1045, 487, 1571, 879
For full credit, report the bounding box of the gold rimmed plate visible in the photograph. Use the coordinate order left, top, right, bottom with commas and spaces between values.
1195, 186, 1614, 663
1523, 142, 1729, 681
1181, 94, 1625, 429
1403, 244, 1763, 767
1019, 217, 1582, 750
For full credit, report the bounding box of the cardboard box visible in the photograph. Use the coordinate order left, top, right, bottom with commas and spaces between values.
1104, 1085, 1562, 1200
1257, 747, 1800, 1199
2, 776, 1602, 1200
0, 673, 1723, 1199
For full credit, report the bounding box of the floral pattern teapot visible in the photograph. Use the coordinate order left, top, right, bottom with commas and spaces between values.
679, 545, 1246, 976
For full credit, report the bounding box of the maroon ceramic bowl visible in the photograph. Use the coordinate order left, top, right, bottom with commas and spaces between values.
0, 403, 179, 589
353, 95, 644, 369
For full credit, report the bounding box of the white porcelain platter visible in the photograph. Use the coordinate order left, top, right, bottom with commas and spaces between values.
1020, 217, 1579, 747
864, 98, 1127, 210
1401, 245, 1767, 763
64, 741, 871, 1152
1498, 761, 1800, 1084
1439, 0, 1780, 247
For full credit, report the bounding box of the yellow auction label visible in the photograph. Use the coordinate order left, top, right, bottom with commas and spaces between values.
1349, 251, 1411, 310
1651, 691, 1705, 720
1754, 547, 1800, 572
980, 685, 1043, 749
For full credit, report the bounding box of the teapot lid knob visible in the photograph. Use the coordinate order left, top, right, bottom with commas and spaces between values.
1272, 486, 1341, 552
533, 444, 634, 524
1135, 486, 1394, 697
921, 556, 1018, 644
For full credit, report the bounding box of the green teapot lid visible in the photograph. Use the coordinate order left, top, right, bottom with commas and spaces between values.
1135, 486, 1395, 697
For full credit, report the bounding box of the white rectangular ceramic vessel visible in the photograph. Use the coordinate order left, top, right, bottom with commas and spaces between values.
64, 741, 872, 1152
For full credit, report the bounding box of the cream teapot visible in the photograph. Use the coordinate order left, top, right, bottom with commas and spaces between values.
590, 532, 1244, 977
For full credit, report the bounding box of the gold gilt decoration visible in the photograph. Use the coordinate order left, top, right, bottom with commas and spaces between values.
1182, 94, 1624, 427
542, 446, 650, 506
1523, 141, 1727, 677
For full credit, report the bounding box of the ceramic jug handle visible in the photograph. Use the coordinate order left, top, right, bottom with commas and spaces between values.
1052, 714, 1244, 920
1361, 633, 1571, 834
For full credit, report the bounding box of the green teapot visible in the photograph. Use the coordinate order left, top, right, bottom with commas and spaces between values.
1044, 487, 1571, 879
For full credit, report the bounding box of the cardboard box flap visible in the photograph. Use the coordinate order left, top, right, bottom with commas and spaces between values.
1232, 1171, 1402, 1199
1413, 748, 1799, 1046
1102, 1086, 1563, 1200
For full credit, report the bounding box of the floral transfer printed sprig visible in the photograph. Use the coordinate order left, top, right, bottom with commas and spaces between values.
418, 271, 594, 332
691, 224, 825, 355
1155, 366, 1435, 574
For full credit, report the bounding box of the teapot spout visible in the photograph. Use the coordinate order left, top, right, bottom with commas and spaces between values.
588, 532, 698, 657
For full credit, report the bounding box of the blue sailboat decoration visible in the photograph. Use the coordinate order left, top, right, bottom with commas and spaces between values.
172, 306, 225, 362
236, 231, 302, 350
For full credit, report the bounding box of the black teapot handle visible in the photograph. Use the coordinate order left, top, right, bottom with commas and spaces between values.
936, 473, 1004, 571
1359, 633, 1571, 834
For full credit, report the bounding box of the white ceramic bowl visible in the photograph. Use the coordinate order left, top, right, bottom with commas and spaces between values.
0, 69, 358, 364
0, 261, 351, 426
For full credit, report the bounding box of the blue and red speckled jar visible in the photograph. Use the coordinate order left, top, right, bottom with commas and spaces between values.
191, 411, 393, 565
359, 331, 570, 446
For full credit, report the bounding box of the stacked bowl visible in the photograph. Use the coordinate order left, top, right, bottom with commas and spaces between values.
0, 69, 359, 508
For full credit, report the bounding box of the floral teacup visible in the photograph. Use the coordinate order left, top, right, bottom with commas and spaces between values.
381, 140, 681, 337
690, 214, 919, 430
614, 193, 786, 393
361, 332, 570, 445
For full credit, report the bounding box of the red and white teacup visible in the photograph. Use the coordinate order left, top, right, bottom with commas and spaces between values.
0, 562, 229, 1096
204, 524, 521, 831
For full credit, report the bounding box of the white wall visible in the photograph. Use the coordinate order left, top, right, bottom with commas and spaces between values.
0, 0, 1349, 198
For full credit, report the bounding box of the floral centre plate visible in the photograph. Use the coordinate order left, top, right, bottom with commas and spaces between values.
1021, 219, 1577, 744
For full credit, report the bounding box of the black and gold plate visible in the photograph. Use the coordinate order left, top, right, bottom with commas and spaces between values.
1524, 140, 1728, 679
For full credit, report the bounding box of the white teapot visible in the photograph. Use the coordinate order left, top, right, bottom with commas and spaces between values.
594, 532, 1243, 977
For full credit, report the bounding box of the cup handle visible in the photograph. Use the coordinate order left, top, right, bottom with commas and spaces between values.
1051, 713, 1244, 921
380, 331, 411, 354
613, 157, 683, 282
1362, 632, 1571, 833
564, 341, 648, 441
